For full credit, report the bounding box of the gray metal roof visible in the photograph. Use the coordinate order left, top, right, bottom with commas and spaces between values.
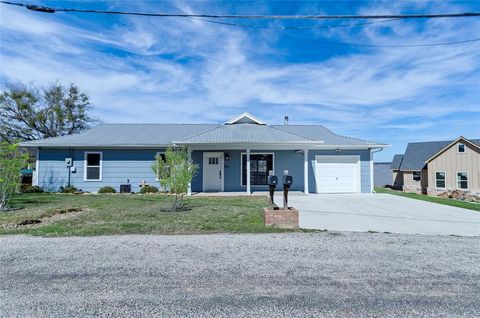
20, 122, 387, 148
272, 125, 383, 146
19, 124, 218, 147
391, 154, 404, 170
399, 138, 480, 170
175, 124, 317, 144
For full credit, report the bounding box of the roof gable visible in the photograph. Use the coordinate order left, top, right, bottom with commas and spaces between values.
425, 136, 480, 163
399, 137, 480, 171
225, 112, 265, 125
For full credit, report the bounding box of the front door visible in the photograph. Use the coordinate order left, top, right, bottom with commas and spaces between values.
203, 152, 224, 191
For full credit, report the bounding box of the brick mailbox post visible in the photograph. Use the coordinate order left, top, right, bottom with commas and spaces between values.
263, 171, 299, 229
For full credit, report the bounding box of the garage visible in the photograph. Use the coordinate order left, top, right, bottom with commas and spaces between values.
314, 155, 360, 193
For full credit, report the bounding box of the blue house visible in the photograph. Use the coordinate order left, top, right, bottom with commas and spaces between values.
20, 113, 388, 194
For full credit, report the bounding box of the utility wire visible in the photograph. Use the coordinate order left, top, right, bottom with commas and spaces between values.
302, 38, 480, 48
187, 17, 403, 30
1, 1, 480, 19
2, 1, 479, 48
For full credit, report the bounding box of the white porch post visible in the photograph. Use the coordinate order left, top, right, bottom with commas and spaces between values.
187, 148, 192, 196
370, 149, 374, 194
246, 149, 251, 194
304, 149, 309, 195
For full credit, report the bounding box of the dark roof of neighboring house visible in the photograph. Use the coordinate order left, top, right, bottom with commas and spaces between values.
398, 138, 480, 171
391, 154, 404, 170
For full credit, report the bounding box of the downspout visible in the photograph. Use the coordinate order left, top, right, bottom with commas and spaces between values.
370, 147, 384, 193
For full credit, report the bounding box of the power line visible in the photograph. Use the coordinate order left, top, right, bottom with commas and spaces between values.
304, 38, 480, 48
1, 1, 480, 20
187, 17, 403, 30
2, 1, 479, 48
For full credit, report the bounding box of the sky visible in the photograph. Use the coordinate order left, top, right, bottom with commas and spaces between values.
1, 0, 479, 161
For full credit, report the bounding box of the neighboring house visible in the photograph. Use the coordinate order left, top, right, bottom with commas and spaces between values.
373, 162, 392, 187
391, 154, 404, 189
392, 137, 480, 195
20, 113, 388, 194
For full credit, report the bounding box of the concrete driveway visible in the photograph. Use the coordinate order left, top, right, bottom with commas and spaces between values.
279, 193, 480, 236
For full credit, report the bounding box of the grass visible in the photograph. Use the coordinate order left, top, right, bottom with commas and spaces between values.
375, 187, 480, 212
0, 193, 293, 236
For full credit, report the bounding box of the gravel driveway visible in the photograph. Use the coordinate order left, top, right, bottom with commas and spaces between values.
1, 233, 479, 318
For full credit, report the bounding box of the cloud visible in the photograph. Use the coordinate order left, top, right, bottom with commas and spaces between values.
0, 1, 479, 161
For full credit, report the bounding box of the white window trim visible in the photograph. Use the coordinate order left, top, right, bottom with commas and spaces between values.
83, 151, 103, 182
412, 171, 421, 182
435, 171, 446, 189
457, 143, 466, 153
155, 151, 165, 181
456, 171, 469, 190
240, 152, 275, 187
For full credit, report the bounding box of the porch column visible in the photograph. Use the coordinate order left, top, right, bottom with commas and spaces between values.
304, 149, 309, 195
246, 149, 251, 194
187, 148, 192, 196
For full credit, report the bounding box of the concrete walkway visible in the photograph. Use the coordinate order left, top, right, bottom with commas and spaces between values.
276, 193, 480, 236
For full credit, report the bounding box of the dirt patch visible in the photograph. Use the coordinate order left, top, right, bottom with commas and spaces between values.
2, 207, 90, 229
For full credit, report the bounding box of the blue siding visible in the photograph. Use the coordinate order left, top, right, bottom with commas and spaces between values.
191, 149, 371, 193
38, 148, 372, 193
39, 148, 165, 192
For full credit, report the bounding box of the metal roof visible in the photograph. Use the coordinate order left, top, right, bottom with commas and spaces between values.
175, 124, 318, 144
399, 138, 480, 170
19, 121, 387, 148
19, 124, 218, 147
272, 125, 385, 146
391, 154, 404, 170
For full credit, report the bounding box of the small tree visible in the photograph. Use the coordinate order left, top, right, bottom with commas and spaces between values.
0, 143, 29, 211
152, 147, 198, 211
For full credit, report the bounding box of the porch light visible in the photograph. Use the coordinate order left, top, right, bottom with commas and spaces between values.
224, 152, 230, 161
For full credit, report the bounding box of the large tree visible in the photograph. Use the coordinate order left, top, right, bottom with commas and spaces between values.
0, 82, 96, 143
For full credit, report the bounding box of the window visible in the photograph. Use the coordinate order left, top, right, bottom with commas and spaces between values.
457, 172, 468, 189
84, 152, 102, 181
412, 171, 421, 181
457, 144, 466, 153
241, 153, 274, 186
208, 157, 219, 165
435, 172, 445, 188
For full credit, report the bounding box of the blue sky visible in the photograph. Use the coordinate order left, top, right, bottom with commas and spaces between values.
1, 1, 479, 161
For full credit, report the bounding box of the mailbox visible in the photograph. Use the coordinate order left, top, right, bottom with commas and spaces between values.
283, 175, 293, 187
267, 175, 278, 186
282, 175, 293, 209
267, 175, 278, 205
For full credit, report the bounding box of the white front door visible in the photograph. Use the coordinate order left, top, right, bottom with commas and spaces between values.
315, 155, 360, 193
203, 152, 224, 192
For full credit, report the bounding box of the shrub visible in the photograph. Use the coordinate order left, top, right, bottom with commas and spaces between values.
140, 185, 158, 194
60, 186, 79, 194
98, 186, 116, 194
21, 185, 44, 193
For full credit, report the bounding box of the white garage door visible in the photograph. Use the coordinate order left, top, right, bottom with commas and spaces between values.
315, 155, 360, 193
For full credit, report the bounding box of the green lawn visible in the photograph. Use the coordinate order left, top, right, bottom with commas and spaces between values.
0, 193, 292, 236
375, 187, 480, 212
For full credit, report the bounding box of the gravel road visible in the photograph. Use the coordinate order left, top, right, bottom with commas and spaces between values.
1, 232, 479, 318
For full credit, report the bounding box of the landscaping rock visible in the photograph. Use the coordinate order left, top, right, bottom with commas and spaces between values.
437, 190, 480, 202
